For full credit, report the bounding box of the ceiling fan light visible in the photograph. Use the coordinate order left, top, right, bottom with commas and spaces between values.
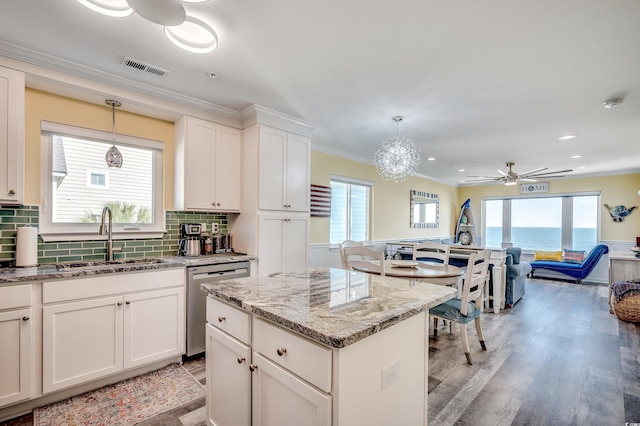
127, 0, 186, 25
164, 16, 218, 53
76, 0, 133, 17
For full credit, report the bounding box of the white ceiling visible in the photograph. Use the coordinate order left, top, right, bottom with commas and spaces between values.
1, 0, 639, 186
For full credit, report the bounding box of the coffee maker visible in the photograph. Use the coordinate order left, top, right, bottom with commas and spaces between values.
179, 223, 202, 256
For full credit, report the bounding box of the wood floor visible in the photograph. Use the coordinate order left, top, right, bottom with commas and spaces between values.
2, 277, 638, 425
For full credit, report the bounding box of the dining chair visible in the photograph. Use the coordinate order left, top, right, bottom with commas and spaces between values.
343, 246, 385, 276
429, 249, 491, 365
412, 241, 450, 264
339, 240, 364, 269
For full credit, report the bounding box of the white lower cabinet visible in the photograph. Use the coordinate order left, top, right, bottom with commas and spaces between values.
0, 284, 32, 407
206, 297, 330, 426
206, 324, 251, 426
252, 353, 330, 426
42, 269, 185, 394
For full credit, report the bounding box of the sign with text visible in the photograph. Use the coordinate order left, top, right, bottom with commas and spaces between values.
520, 182, 549, 193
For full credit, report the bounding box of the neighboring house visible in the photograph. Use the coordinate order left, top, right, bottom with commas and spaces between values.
52, 136, 153, 223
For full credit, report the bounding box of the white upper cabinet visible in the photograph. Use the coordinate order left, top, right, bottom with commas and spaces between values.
0, 65, 24, 205
174, 116, 241, 212
258, 126, 310, 212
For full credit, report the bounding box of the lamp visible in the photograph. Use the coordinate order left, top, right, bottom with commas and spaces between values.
374, 115, 421, 182
105, 100, 123, 168
76, 0, 217, 53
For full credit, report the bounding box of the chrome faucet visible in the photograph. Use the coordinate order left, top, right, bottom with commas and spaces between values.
99, 206, 122, 261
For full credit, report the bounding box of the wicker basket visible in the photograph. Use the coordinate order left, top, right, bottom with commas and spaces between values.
611, 292, 640, 323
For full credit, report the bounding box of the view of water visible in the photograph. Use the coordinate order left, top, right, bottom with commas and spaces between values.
484, 227, 597, 251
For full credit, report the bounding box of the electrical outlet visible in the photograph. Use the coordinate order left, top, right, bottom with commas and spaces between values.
381, 360, 400, 390
211, 223, 219, 233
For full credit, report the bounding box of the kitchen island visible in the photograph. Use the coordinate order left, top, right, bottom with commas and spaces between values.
202, 267, 456, 426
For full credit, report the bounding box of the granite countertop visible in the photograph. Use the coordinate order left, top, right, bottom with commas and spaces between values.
0, 253, 255, 284
202, 267, 456, 349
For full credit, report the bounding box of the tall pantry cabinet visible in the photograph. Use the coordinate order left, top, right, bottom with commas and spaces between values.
233, 118, 313, 276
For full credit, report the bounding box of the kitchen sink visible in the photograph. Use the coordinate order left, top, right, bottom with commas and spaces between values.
56, 258, 169, 271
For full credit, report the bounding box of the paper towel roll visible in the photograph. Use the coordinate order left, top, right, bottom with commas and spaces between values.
16, 226, 38, 267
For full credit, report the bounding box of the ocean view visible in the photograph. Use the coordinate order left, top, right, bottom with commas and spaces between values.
484, 227, 597, 251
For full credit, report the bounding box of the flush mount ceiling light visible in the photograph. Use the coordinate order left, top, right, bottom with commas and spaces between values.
558, 134, 577, 140
603, 98, 624, 109
76, 0, 218, 53
374, 115, 421, 183
164, 16, 218, 53
76, 0, 133, 17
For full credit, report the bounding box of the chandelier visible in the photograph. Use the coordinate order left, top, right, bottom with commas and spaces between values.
374, 115, 421, 182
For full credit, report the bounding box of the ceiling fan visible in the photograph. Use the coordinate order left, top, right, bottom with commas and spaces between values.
466, 162, 573, 185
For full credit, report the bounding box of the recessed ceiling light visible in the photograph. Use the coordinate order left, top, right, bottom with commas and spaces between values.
558, 134, 577, 140
603, 98, 624, 109
77, 0, 133, 17
207, 72, 217, 79
427, 157, 435, 161
570, 155, 583, 159
164, 16, 218, 53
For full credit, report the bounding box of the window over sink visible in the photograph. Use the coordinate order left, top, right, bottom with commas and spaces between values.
40, 121, 165, 241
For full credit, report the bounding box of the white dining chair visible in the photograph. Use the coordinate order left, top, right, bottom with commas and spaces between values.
429, 249, 491, 365
343, 246, 385, 276
339, 240, 364, 269
412, 241, 450, 264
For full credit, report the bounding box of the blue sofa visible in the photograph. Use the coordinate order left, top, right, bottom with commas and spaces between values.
529, 244, 609, 283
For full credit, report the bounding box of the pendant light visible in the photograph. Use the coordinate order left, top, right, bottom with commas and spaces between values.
105, 100, 123, 168
374, 115, 421, 182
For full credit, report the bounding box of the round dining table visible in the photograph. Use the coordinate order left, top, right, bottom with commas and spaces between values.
352, 260, 465, 287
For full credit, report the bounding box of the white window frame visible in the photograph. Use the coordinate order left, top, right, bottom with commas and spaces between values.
329, 175, 372, 244
87, 170, 109, 189
40, 121, 165, 242
481, 191, 601, 250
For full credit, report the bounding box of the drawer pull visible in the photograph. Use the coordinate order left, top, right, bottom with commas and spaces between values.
9, 189, 16, 195
249, 364, 258, 372
276, 347, 287, 356
22, 316, 30, 321
125, 300, 131, 305
218, 316, 226, 322
237, 356, 246, 364
117, 302, 123, 306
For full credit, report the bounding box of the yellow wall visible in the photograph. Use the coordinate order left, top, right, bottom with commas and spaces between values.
24, 89, 175, 208
310, 151, 459, 243
458, 173, 640, 243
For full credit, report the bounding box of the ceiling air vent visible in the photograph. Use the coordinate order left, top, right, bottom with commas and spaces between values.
121, 57, 170, 78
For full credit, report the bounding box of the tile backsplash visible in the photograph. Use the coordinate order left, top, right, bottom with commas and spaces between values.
0, 205, 228, 265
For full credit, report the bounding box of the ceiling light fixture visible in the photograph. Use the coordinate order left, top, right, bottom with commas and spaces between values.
603, 98, 624, 109
105, 99, 123, 168
558, 134, 577, 140
374, 115, 421, 183
76, 0, 133, 17
76, 0, 218, 54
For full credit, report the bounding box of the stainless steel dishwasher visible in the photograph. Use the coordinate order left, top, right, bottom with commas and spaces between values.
186, 261, 250, 356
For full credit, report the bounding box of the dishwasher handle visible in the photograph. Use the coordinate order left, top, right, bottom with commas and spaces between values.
192, 268, 249, 282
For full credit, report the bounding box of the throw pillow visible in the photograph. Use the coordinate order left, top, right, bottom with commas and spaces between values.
563, 249, 586, 264
533, 250, 563, 261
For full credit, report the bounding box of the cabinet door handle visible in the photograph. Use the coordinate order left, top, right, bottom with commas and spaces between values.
125, 301, 131, 305
9, 189, 16, 195
22, 316, 30, 321
237, 356, 246, 364
249, 364, 258, 372
218, 316, 226, 322
117, 302, 123, 306
276, 347, 287, 356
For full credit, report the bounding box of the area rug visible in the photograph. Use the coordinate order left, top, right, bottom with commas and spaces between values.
34, 363, 205, 426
